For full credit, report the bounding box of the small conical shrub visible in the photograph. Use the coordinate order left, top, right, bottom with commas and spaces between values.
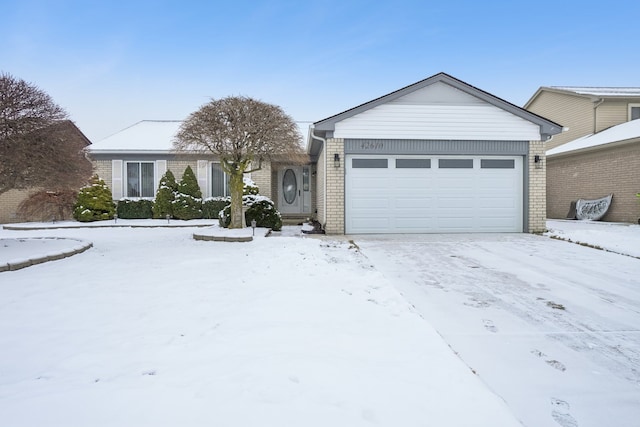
73, 175, 116, 222
153, 170, 178, 218
172, 165, 203, 220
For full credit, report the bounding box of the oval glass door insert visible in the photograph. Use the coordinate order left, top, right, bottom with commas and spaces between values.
283, 169, 297, 204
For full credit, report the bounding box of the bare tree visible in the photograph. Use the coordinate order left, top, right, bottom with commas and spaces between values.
0, 73, 92, 196
175, 96, 307, 228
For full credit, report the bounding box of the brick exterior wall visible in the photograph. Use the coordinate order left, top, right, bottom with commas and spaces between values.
251, 163, 272, 199
547, 143, 640, 223
94, 160, 111, 188
167, 159, 198, 183
528, 140, 547, 233
324, 138, 345, 234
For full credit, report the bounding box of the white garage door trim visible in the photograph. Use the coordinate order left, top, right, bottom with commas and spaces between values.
345, 155, 523, 234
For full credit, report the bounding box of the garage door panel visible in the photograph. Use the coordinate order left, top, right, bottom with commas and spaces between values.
346, 155, 523, 234
349, 217, 391, 232
351, 197, 391, 209
477, 197, 518, 208
395, 197, 434, 209
438, 197, 475, 209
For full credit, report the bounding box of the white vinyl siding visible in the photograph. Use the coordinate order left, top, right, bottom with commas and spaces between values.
334, 104, 541, 141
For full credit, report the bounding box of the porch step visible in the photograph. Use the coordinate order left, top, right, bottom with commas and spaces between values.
281, 215, 310, 226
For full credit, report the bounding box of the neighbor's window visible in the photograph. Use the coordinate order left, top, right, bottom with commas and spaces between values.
126, 162, 154, 198
211, 163, 230, 197
630, 104, 640, 121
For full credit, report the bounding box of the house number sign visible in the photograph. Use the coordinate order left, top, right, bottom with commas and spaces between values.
360, 141, 384, 150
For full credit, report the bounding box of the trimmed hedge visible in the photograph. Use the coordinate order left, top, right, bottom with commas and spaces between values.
202, 197, 230, 219
117, 199, 154, 219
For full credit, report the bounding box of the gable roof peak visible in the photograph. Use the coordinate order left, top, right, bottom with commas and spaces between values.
313, 72, 562, 139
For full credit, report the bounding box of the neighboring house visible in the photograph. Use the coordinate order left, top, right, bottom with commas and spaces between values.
525, 87, 640, 223
0, 120, 92, 224
87, 120, 315, 221
307, 72, 562, 234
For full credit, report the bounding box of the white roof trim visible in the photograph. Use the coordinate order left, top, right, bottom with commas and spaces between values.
548, 119, 640, 156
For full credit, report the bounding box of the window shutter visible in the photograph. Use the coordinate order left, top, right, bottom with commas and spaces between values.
156, 160, 167, 192
112, 160, 123, 200
197, 160, 209, 197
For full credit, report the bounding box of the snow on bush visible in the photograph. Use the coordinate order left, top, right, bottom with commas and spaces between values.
72, 175, 115, 222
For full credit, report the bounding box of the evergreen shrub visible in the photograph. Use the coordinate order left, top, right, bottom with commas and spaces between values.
73, 175, 116, 222
153, 170, 178, 219
172, 166, 203, 220
202, 196, 230, 219
219, 195, 282, 231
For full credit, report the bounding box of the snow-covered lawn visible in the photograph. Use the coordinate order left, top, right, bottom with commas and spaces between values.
0, 219, 638, 426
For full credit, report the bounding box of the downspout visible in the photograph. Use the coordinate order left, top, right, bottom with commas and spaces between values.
309, 126, 327, 227
593, 98, 604, 133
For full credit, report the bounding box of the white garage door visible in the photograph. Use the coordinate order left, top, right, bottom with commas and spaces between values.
345, 155, 523, 233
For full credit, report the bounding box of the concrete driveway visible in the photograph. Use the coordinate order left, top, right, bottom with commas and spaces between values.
354, 233, 640, 427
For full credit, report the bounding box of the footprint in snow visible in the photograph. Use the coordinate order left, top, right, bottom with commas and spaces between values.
531, 350, 567, 372
551, 398, 578, 427
482, 319, 498, 333
546, 359, 567, 372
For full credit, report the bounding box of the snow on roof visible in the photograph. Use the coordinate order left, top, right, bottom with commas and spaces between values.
550, 87, 640, 97
91, 120, 311, 152
547, 119, 640, 156
90, 120, 182, 151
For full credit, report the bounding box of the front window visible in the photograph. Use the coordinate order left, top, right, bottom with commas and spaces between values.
211, 163, 230, 197
630, 104, 640, 121
126, 162, 154, 198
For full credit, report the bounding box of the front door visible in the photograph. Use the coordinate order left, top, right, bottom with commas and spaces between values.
278, 166, 311, 214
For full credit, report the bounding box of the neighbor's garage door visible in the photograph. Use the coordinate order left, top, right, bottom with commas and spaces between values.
345, 155, 523, 233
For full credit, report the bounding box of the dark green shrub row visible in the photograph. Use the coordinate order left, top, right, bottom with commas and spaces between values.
116, 199, 154, 219
202, 197, 230, 219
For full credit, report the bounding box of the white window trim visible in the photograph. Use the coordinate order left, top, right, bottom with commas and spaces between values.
628, 103, 640, 121
124, 160, 156, 199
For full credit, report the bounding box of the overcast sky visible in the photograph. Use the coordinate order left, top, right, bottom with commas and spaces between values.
2, 0, 639, 142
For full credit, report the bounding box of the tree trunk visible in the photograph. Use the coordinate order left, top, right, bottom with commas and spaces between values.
229, 170, 245, 229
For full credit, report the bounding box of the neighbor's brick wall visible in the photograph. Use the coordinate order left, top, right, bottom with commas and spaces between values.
547, 143, 640, 223
324, 138, 344, 234
251, 163, 272, 199
0, 189, 35, 224
528, 140, 547, 233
